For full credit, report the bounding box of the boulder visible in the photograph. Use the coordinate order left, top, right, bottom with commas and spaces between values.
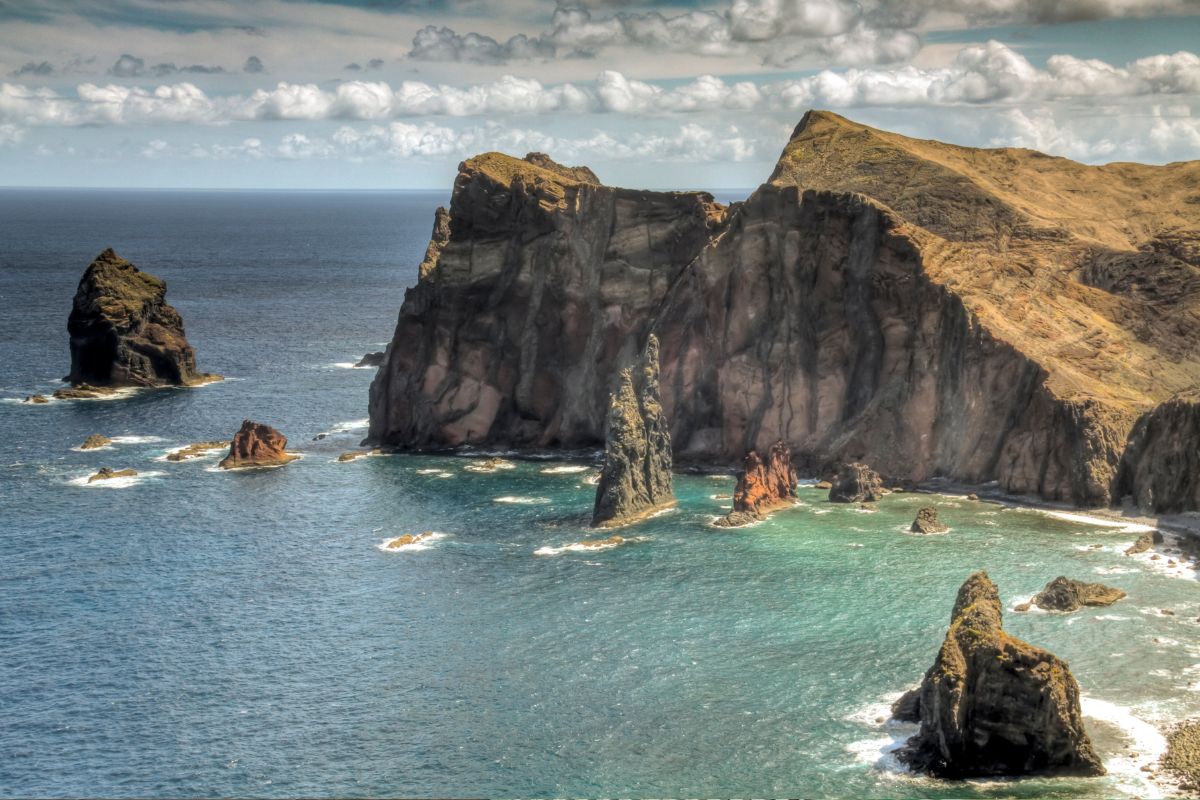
66, 249, 219, 388
815, 480, 832, 490
337, 450, 378, 463
829, 463, 883, 503
80, 434, 112, 450
1125, 529, 1165, 555
592, 335, 676, 527
910, 507, 949, 534
715, 441, 798, 526
1031, 576, 1127, 612
24, 394, 48, 404
218, 420, 298, 469
354, 351, 385, 368
87, 467, 137, 483
898, 571, 1105, 778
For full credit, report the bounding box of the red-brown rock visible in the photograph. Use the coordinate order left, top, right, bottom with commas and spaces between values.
715, 441, 797, 526
218, 420, 298, 469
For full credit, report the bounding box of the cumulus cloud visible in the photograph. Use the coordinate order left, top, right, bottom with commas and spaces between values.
406, 0, 1200, 66
3, 44, 1198, 128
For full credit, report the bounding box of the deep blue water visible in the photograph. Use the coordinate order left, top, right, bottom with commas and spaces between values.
1, 188, 1198, 798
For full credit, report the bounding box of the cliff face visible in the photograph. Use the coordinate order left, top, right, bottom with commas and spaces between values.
592, 335, 676, 528
67, 249, 216, 387
1114, 400, 1200, 513
367, 152, 725, 449
898, 572, 1104, 778
369, 112, 1200, 509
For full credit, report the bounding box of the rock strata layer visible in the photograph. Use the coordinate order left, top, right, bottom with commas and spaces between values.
67, 249, 218, 388
910, 506, 948, 534
829, 462, 883, 503
218, 420, 298, 469
368, 112, 1200, 509
1031, 576, 1127, 612
897, 571, 1104, 778
592, 335, 676, 528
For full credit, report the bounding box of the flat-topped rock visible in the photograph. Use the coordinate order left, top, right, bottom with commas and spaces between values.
167, 441, 227, 462
898, 571, 1104, 778
87, 467, 137, 483
1030, 576, 1127, 612
383, 532, 435, 550
66, 249, 220, 388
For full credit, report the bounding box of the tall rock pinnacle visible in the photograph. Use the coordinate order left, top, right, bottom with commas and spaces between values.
591, 335, 676, 528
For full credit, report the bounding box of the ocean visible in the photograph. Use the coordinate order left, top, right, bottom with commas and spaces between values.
0, 187, 1196, 798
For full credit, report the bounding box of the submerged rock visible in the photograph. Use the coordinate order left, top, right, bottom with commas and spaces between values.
24, 394, 49, 404
578, 534, 625, 549
898, 571, 1104, 778
218, 420, 298, 469
383, 532, 435, 550
337, 449, 380, 463
80, 434, 112, 450
1031, 576, 1127, 612
910, 507, 949, 534
87, 467, 137, 483
53, 383, 118, 400
167, 441, 227, 462
354, 351, 385, 368
1125, 529, 1165, 555
829, 463, 883, 503
66, 249, 220, 388
592, 335, 676, 528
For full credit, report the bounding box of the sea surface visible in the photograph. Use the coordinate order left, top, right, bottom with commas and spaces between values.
1, 187, 1198, 799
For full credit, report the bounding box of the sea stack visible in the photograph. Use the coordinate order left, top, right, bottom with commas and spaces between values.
828, 463, 883, 503
910, 507, 949, 534
218, 420, 298, 469
591, 335, 675, 528
897, 571, 1104, 778
715, 442, 798, 527
66, 249, 219, 388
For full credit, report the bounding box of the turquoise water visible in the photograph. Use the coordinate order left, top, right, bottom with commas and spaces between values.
1, 189, 1198, 798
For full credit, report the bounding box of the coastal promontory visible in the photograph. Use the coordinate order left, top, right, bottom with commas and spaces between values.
66, 249, 219, 389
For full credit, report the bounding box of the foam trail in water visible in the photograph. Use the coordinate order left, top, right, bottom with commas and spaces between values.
110, 435, 167, 445
535, 535, 647, 556
494, 496, 550, 505
67, 470, 165, 489
540, 465, 590, 475
1080, 697, 1168, 796
377, 532, 447, 553
1040, 509, 1157, 534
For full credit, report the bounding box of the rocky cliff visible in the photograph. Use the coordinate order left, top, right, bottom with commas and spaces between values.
1114, 400, 1200, 513
67, 249, 218, 388
368, 113, 1200, 510
592, 335, 676, 528
897, 571, 1104, 778
367, 152, 725, 449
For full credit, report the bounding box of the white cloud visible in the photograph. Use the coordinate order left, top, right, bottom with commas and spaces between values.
1, 43, 1198, 129
0, 123, 23, 146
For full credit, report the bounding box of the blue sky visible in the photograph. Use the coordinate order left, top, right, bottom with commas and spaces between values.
1, 0, 1198, 189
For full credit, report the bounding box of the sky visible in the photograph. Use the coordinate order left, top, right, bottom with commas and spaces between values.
0, 0, 1198, 189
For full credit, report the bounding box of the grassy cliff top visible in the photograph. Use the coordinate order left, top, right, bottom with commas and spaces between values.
462, 152, 601, 187
79, 248, 166, 321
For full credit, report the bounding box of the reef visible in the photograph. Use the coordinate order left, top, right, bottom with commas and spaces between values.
80, 434, 112, 450
87, 467, 137, 483
66, 249, 219, 388
592, 335, 676, 528
897, 572, 1104, 778
218, 420, 298, 469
